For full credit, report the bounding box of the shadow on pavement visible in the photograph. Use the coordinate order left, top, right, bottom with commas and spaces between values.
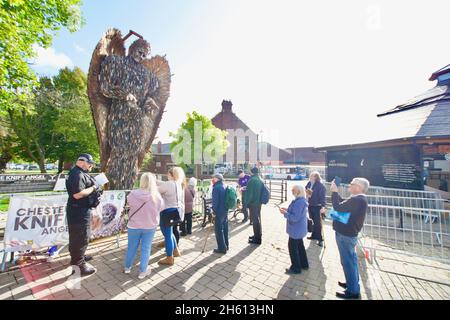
276, 239, 327, 300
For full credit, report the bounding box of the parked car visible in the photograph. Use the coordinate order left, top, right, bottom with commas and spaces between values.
28, 165, 39, 171
15, 164, 25, 170
214, 166, 229, 175
45, 163, 56, 170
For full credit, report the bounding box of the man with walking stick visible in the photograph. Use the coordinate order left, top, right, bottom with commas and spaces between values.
211, 174, 229, 254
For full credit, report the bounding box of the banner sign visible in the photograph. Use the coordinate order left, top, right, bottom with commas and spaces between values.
90, 191, 126, 240
0, 174, 61, 193
4, 191, 126, 252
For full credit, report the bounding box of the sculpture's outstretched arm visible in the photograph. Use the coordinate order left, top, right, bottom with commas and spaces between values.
142, 72, 160, 117
98, 57, 131, 100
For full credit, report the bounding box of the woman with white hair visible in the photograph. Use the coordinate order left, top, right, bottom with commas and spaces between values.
279, 184, 309, 275
181, 177, 197, 236
124, 173, 164, 279
330, 177, 369, 300
157, 167, 186, 266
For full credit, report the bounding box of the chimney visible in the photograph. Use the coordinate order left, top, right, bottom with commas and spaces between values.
221, 100, 233, 112
157, 141, 162, 153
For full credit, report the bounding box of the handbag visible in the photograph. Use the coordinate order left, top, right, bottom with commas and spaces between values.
160, 182, 182, 227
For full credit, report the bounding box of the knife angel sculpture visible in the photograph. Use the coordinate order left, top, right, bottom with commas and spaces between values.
88, 28, 171, 189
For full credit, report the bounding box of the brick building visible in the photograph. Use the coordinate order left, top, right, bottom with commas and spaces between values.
147, 100, 327, 176
145, 141, 174, 175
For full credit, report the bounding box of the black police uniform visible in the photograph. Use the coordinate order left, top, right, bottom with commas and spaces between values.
66, 165, 97, 266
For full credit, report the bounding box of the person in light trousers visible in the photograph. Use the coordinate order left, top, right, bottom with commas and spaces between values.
330, 177, 369, 300
124, 173, 164, 279
279, 184, 309, 274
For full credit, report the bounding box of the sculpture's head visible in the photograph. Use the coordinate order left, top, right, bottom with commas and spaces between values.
128, 38, 150, 63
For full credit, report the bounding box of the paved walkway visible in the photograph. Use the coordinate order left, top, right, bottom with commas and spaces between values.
0, 203, 449, 300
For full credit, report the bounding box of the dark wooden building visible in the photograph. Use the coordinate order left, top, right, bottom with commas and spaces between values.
317, 65, 450, 196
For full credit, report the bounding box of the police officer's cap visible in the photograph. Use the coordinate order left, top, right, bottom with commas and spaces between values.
77, 153, 95, 165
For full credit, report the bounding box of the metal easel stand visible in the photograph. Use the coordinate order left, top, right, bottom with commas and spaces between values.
46, 244, 68, 262
115, 205, 130, 249
0, 248, 18, 273
0, 250, 8, 272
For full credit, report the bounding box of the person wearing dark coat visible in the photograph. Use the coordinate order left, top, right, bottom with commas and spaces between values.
305, 171, 326, 247
212, 174, 229, 254
331, 177, 369, 300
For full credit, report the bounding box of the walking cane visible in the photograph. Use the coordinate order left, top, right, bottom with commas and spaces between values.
201, 215, 215, 253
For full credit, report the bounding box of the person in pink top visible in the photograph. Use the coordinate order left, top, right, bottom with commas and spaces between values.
124, 173, 164, 279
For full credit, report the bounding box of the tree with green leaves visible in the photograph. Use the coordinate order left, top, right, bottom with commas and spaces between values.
7, 77, 58, 172
170, 111, 229, 177
7, 67, 99, 173
0, 0, 84, 114
0, 119, 14, 172
49, 67, 99, 172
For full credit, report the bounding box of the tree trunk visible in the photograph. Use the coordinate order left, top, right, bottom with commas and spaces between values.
38, 158, 47, 173
58, 156, 64, 174
0, 152, 12, 173
194, 164, 202, 179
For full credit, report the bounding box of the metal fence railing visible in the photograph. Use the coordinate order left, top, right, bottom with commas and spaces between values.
323, 182, 450, 264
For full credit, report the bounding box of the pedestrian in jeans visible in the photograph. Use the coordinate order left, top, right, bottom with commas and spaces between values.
212, 174, 229, 254
124, 173, 164, 279
305, 171, 326, 247
330, 177, 369, 300
181, 177, 197, 236
279, 185, 309, 274
157, 167, 186, 266
245, 167, 264, 245
237, 170, 251, 224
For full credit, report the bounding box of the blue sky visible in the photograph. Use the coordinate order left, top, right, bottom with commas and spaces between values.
33, 0, 450, 149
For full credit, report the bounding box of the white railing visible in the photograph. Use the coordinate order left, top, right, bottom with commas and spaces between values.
323, 182, 450, 264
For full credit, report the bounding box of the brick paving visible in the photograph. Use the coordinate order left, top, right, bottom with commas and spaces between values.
0, 203, 449, 300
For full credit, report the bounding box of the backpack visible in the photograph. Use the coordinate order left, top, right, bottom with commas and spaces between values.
260, 183, 271, 205
225, 186, 238, 210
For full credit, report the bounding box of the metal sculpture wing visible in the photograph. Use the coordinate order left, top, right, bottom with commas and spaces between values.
88, 28, 126, 171
139, 55, 171, 166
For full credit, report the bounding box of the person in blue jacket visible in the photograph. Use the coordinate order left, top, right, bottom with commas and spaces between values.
280, 184, 309, 274
212, 173, 229, 254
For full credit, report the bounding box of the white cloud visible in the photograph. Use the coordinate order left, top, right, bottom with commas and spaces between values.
73, 43, 86, 54
33, 45, 74, 69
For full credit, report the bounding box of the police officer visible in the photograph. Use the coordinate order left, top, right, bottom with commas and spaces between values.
66, 153, 100, 276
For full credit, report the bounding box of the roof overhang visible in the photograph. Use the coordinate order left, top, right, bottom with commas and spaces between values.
315, 135, 450, 152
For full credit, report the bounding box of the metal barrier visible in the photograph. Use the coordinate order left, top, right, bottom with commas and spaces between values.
264, 180, 288, 204
323, 182, 450, 263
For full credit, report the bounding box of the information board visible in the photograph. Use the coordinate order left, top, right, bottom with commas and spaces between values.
326, 145, 423, 190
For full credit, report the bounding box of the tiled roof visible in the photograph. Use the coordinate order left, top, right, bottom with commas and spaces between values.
211, 100, 254, 133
